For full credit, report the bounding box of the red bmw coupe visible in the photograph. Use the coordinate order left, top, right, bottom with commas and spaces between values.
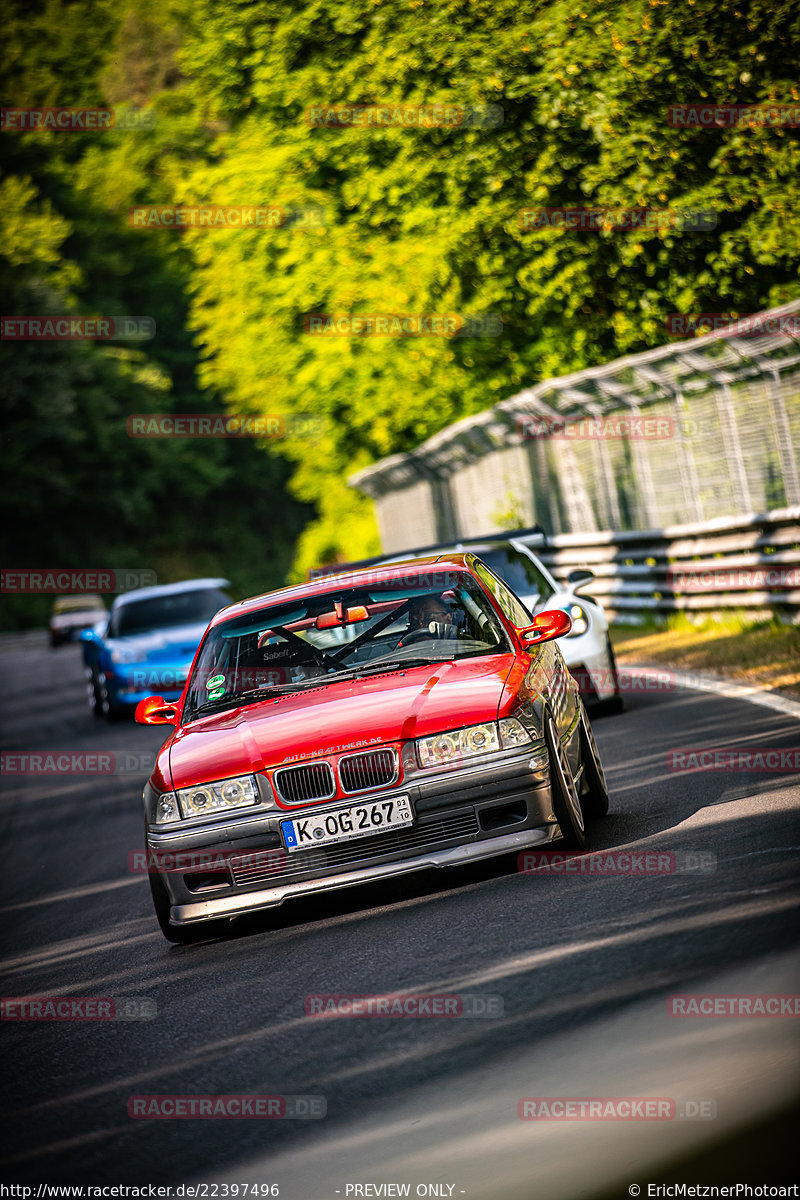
136, 553, 609, 942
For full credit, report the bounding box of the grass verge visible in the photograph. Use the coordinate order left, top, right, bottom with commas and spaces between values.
610, 612, 800, 700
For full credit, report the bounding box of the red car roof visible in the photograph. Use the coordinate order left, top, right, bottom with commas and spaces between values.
209, 554, 474, 629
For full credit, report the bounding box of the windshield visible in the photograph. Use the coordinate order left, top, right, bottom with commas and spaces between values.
110, 588, 231, 638
478, 546, 555, 607
184, 571, 510, 720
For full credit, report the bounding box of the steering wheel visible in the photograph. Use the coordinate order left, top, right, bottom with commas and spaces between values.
402, 622, 459, 644
400, 627, 436, 644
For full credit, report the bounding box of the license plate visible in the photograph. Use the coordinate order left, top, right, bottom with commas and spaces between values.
281, 795, 413, 851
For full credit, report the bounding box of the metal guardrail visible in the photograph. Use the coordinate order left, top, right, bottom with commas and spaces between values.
528, 507, 800, 620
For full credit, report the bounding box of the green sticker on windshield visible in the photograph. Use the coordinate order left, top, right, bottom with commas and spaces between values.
207, 674, 226, 690
207, 687, 225, 701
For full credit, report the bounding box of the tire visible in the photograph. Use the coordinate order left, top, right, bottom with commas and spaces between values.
601, 634, 625, 714
97, 671, 125, 722
545, 710, 586, 850
578, 699, 610, 818
86, 667, 104, 719
148, 869, 226, 945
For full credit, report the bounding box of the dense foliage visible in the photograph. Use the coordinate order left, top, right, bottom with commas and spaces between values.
2, 0, 798, 620
0, 0, 310, 627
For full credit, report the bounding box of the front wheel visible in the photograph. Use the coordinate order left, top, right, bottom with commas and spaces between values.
578, 699, 610, 818
147, 861, 228, 945
545, 711, 586, 850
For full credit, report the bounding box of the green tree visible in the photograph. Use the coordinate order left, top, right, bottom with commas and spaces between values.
1, 0, 310, 628
172, 0, 800, 574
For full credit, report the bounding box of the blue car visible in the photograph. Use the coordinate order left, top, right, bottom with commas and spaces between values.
80, 579, 232, 720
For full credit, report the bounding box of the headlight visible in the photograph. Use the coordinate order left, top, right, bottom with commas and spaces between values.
416, 719, 533, 767
417, 722, 499, 767
154, 775, 259, 824
565, 604, 589, 636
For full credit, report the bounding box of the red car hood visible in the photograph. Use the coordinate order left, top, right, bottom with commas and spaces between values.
167, 654, 516, 789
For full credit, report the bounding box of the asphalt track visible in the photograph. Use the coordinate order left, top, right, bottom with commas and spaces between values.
1, 635, 798, 1195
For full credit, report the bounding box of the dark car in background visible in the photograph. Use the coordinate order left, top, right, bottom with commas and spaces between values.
49, 594, 107, 648
80, 578, 232, 720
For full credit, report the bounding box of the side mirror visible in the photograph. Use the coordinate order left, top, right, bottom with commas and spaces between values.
518, 609, 572, 646
566, 568, 594, 593
135, 695, 179, 726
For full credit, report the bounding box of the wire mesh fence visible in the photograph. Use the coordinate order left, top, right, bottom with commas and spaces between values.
351, 300, 800, 550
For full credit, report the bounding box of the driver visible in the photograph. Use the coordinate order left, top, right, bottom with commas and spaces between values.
407, 593, 455, 637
